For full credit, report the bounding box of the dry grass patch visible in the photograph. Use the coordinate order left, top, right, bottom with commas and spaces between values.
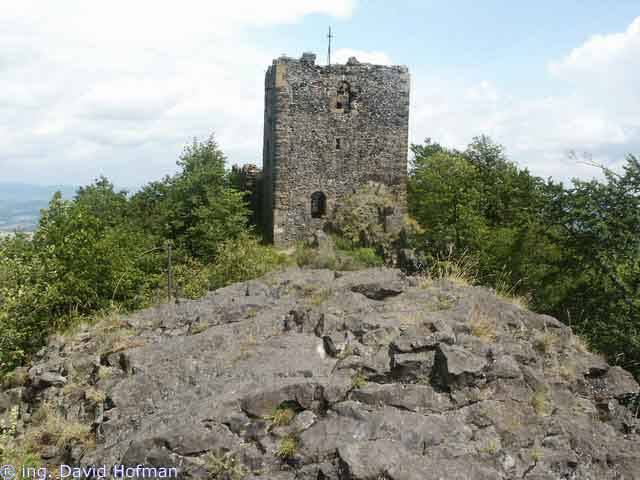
108, 337, 146, 354
534, 331, 558, 355
266, 404, 297, 428
231, 334, 258, 365
557, 362, 577, 382
479, 438, 501, 455
27, 404, 94, 451
530, 446, 544, 462
531, 388, 553, 417
497, 291, 530, 310
190, 322, 209, 335
309, 289, 331, 306
469, 314, 497, 343
205, 452, 247, 480
432, 252, 477, 287
569, 334, 591, 353
571, 397, 598, 418
62, 382, 85, 397
97, 366, 114, 381
544, 356, 577, 382
85, 387, 106, 404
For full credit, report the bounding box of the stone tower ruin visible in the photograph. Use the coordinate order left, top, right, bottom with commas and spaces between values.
262, 52, 410, 246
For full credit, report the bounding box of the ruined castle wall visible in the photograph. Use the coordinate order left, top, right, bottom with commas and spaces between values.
262, 55, 410, 246
262, 68, 278, 243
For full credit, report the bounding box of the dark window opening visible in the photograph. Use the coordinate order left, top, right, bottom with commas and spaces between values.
311, 191, 326, 218
335, 81, 354, 113
335, 138, 341, 150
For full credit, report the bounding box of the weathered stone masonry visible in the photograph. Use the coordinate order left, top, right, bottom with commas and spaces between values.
262, 52, 410, 246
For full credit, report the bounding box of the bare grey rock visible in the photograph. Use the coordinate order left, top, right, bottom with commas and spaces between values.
4, 267, 639, 479
28, 368, 67, 389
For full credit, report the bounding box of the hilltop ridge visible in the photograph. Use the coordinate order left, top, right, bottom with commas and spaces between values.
2, 267, 639, 478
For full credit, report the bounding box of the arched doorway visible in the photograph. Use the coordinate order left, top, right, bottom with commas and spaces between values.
310, 191, 326, 218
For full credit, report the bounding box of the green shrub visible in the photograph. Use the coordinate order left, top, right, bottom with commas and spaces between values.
295, 239, 384, 271
172, 256, 210, 299
129, 135, 250, 259
342, 247, 384, 268
0, 134, 255, 375
329, 182, 397, 249
294, 242, 338, 270
209, 233, 290, 289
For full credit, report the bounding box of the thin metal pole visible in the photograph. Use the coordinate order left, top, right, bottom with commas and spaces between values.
327, 26, 333, 65
167, 242, 173, 302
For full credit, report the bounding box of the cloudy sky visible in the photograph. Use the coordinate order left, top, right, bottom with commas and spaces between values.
1, 0, 639, 187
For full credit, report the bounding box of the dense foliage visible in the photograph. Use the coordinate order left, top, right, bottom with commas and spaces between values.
409, 136, 640, 377
0, 135, 280, 374
1, 131, 639, 382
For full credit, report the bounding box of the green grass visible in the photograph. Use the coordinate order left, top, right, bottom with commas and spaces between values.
295, 235, 385, 271
531, 388, 553, 417
276, 435, 298, 459
205, 452, 247, 479
351, 371, 367, 389
266, 405, 297, 427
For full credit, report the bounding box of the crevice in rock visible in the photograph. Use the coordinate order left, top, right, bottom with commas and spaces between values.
350, 284, 404, 301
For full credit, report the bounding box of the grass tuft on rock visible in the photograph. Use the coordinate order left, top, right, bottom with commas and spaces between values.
534, 331, 558, 355
205, 451, 247, 480
276, 435, 298, 459
531, 388, 553, 417
29, 404, 94, 450
267, 405, 297, 427
351, 371, 367, 389
469, 314, 497, 343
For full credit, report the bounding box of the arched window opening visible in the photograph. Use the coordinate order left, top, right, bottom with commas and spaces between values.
335, 81, 353, 112
311, 191, 326, 218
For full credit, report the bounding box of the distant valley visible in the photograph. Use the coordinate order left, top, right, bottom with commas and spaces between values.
0, 183, 77, 232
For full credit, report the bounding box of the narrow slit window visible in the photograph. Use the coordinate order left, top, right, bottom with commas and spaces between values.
311, 191, 326, 218
335, 138, 341, 150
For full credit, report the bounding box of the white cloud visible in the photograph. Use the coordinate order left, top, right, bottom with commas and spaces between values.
2, 4, 639, 187
333, 48, 393, 65
410, 17, 640, 182
0, 0, 357, 186
549, 17, 640, 77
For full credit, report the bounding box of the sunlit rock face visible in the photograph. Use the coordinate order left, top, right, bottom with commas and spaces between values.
5, 267, 640, 479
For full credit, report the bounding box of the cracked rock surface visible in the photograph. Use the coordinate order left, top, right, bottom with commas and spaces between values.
3, 268, 640, 479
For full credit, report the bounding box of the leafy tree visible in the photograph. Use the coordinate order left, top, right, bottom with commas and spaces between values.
130, 135, 249, 259
409, 144, 485, 254
208, 233, 290, 289
543, 155, 640, 375
408, 136, 640, 378
0, 182, 162, 372
0, 234, 46, 370
0, 133, 258, 375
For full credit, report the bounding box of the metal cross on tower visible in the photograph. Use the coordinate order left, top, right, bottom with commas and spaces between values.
327, 26, 333, 65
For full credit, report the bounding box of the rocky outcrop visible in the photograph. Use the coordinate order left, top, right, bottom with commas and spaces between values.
2, 268, 639, 479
